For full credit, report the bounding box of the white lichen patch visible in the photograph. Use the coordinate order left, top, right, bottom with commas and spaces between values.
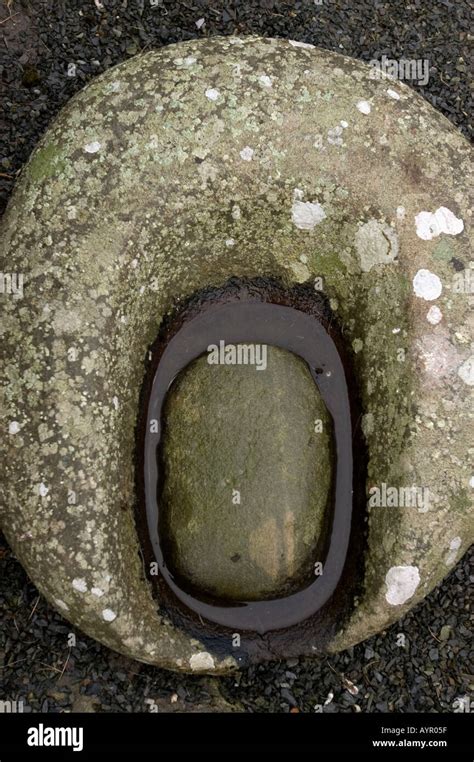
225, 238, 235, 247
112, 396, 119, 410
72, 577, 88, 593
104, 80, 121, 94
415, 207, 464, 240
457, 356, 474, 386
174, 56, 196, 67
385, 566, 420, 605
189, 651, 215, 671
415, 331, 460, 384
9, 421, 20, 434
289, 261, 310, 282
259, 75, 272, 88
239, 146, 254, 161
327, 125, 344, 146
38, 482, 49, 497
205, 88, 220, 101
91, 587, 104, 597
197, 161, 217, 187
426, 305, 442, 325
288, 40, 315, 50
54, 598, 69, 611
396, 206, 406, 220
84, 141, 101, 154
291, 200, 326, 230
386, 88, 400, 100
413, 269, 442, 301
445, 537, 462, 566
356, 99, 371, 114
102, 608, 117, 622
355, 219, 399, 272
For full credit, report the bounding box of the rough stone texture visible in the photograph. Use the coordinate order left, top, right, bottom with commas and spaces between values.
0, 37, 472, 672
162, 347, 332, 601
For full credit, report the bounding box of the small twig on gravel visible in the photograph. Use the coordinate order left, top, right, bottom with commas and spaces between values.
28, 595, 40, 621
39, 661, 62, 674
428, 627, 442, 643
38, 37, 51, 53
0, 11, 19, 25
326, 662, 339, 676
3, 658, 28, 670
362, 660, 379, 688
58, 649, 71, 681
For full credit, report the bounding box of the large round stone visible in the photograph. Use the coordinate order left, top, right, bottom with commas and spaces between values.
0, 37, 472, 672
161, 347, 332, 601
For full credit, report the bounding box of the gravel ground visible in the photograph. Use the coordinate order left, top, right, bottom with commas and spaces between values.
2, 535, 472, 713
1, 0, 472, 713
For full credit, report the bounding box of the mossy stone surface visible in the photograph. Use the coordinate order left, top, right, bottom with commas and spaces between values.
0, 36, 472, 672
162, 347, 332, 601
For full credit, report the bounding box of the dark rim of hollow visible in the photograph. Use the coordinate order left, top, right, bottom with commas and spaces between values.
135, 277, 368, 662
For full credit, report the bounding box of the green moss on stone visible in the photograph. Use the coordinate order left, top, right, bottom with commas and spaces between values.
161, 347, 332, 601
27, 142, 66, 182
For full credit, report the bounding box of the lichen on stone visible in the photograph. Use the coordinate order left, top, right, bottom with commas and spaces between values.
0, 36, 472, 672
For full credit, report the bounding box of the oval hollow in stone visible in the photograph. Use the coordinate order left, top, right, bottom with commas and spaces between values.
160, 346, 333, 602
141, 290, 356, 634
